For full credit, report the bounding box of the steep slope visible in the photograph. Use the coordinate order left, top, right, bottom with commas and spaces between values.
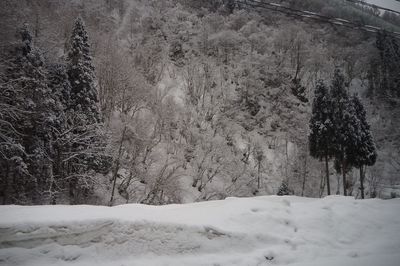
0, 0, 399, 205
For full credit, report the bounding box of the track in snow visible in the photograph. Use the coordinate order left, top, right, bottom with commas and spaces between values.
1, 196, 400, 266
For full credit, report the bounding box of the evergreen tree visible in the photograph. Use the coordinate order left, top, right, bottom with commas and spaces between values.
66, 17, 110, 203
330, 69, 361, 196
67, 17, 101, 125
48, 64, 71, 119
309, 80, 335, 195
1, 22, 109, 204
350, 95, 377, 199
0, 25, 60, 203
0, 78, 28, 203
277, 180, 290, 196
46, 63, 72, 203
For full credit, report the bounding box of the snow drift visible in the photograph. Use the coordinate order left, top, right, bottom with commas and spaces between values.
0, 196, 399, 266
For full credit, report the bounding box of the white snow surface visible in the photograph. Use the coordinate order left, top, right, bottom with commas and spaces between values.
1, 196, 400, 266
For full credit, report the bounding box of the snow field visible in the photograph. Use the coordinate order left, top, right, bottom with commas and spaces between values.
0, 196, 400, 266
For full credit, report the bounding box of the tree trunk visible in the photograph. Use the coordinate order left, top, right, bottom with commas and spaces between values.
257, 161, 261, 189
336, 173, 340, 195
342, 159, 347, 196
69, 178, 76, 204
110, 126, 127, 205
34, 11, 40, 38
285, 138, 289, 184
301, 155, 307, 197
2, 163, 10, 204
319, 168, 326, 198
360, 166, 365, 199
325, 154, 331, 195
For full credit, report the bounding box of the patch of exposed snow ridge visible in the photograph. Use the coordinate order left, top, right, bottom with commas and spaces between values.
0, 196, 400, 266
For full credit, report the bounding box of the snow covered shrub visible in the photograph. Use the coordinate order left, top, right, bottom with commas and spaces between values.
277, 181, 290, 196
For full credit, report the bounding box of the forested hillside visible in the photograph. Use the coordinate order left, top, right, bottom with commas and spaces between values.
0, 0, 399, 205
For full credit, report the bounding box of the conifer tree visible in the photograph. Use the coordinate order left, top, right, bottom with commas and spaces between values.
0, 68, 28, 203
309, 80, 335, 195
66, 17, 110, 203
277, 180, 290, 196
48, 64, 71, 119
46, 63, 72, 203
0, 25, 59, 203
350, 95, 377, 199
67, 17, 101, 125
0, 26, 29, 203
330, 69, 361, 196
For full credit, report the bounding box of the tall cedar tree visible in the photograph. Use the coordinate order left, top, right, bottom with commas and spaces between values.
0, 25, 63, 203
330, 69, 361, 196
67, 17, 101, 125
46, 63, 72, 203
350, 95, 377, 199
309, 80, 335, 195
66, 17, 110, 203
0, 27, 31, 203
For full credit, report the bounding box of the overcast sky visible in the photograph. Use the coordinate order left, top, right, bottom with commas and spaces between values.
365, 0, 400, 12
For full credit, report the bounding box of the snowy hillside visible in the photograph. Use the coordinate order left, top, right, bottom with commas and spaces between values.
1, 196, 400, 266
1, 0, 400, 206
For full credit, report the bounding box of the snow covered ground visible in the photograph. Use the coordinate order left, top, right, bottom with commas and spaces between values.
0, 196, 399, 266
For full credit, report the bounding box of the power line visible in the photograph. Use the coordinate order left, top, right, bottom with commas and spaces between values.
236, 0, 400, 39
344, 0, 400, 16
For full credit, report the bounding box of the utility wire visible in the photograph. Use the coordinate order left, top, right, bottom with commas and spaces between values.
236, 0, 400, 39
344, 0, 400, 16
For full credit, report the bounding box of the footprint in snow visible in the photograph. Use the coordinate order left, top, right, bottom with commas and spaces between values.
282, 199, 291, 207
